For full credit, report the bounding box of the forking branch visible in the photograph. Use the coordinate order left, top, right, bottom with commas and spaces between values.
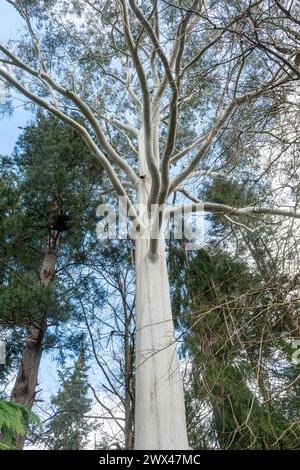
0, 0, 299, 258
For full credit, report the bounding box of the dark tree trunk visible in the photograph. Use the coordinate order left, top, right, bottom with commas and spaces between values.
10, 241, 57, 448
10, 321, 46, 448
124, 336, 134, 450
121, 288, 135, 450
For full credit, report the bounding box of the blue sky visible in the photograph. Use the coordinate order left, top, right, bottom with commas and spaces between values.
0, 2, 32, 155
0, 2, 60, 415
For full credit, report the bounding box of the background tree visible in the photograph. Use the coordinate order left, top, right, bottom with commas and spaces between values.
169, 173, 300, 449
78, 241, 136, 450
0, 112, 103, 447
39, 347, 94, 450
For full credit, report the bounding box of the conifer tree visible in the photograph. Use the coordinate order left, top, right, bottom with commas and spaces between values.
0, 112, 102, 447
41, 348, 93, 450
0, 399, 39, 450
169, 243, 300, 449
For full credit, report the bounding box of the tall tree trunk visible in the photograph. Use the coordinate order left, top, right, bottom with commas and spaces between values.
10, 242, 56, 448
10, 321, 46, 449
134, 237, 189, 449
133, 129, 189, 449
123, 288, 134, 449
124, 341, 134, 449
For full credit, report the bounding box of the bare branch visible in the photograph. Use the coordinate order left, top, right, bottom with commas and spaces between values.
0, 67, 141, 226
0, 43, 139, 186
166, 201, 300, 220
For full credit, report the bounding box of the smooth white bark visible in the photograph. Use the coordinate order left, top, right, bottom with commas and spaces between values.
133, 131, 189, 449
134, 236, 189, 450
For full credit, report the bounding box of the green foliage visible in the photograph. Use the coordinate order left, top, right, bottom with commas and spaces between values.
0, 399, 40, 450
42, 350, 94, 450
0, 274, 73, 326
169, 242, 300, 449
0, 112, 103, 363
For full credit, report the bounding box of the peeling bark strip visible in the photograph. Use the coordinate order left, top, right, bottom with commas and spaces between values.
10, 244, 57, 448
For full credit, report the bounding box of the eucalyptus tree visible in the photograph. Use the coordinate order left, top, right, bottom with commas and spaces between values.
0, 0, 299, 449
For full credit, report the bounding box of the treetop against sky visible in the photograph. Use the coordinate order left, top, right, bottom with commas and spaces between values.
0, 0, 299, 240
0, 2, 31, 154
